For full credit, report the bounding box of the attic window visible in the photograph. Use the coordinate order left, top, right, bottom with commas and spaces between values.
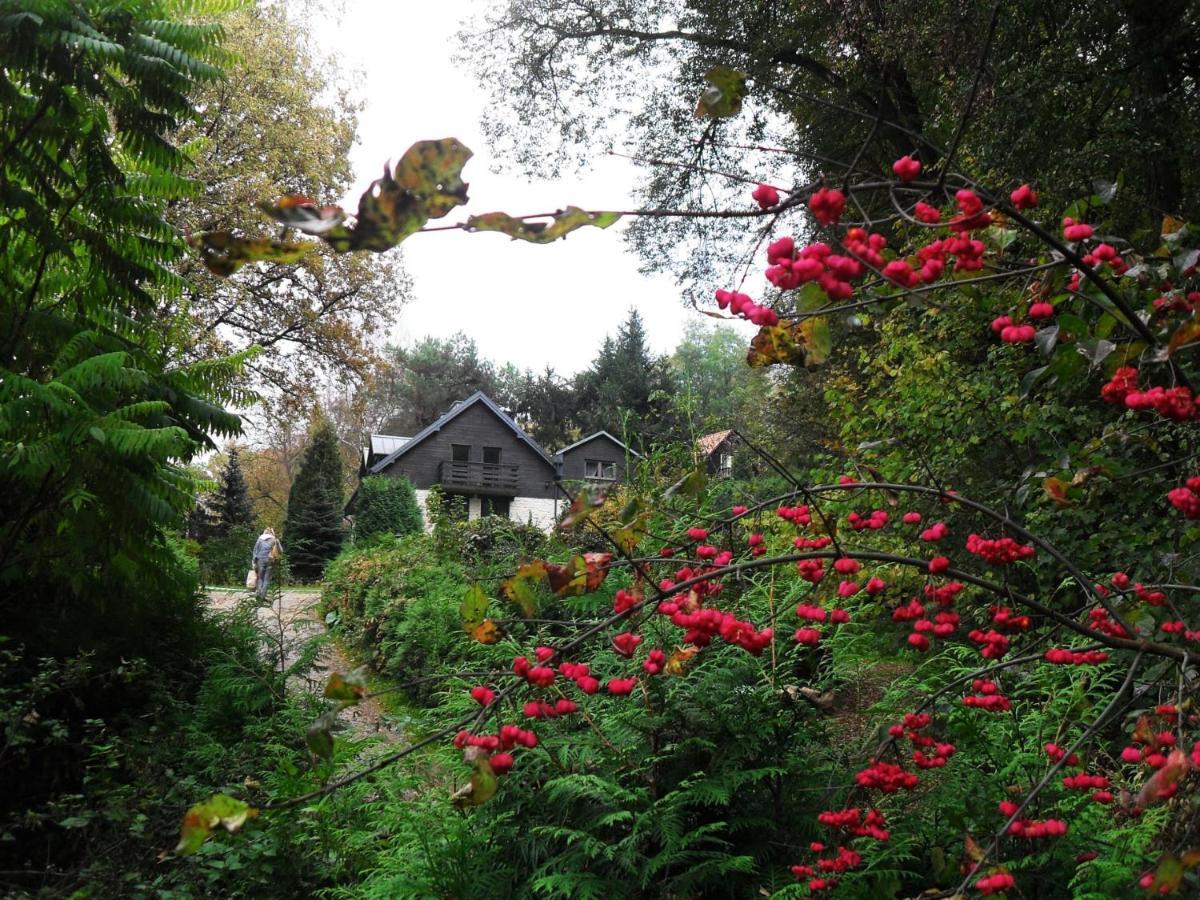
585, 459, 617, 480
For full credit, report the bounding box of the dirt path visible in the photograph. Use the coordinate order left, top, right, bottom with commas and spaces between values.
208, 588, 400, 742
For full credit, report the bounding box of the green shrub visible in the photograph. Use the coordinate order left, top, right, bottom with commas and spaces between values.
354, 475, 423, 542
197, 525, 259, 586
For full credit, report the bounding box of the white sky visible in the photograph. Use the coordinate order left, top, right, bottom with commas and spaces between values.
314, 0, 753, 375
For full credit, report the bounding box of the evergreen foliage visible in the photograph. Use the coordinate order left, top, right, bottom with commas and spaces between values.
0, 0, 247, 661
284, 416, 345, 580
354, 475, 423, 542
215, 447, 255, 533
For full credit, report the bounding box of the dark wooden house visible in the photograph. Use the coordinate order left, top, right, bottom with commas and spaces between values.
368, 392, 561, 528
554, 431, 640, 488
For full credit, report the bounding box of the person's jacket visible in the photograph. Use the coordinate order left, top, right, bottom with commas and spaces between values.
252, 534, 278, 563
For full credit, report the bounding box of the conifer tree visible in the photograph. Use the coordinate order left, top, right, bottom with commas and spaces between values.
215, 448, 255, 534
284, 417, 345, 580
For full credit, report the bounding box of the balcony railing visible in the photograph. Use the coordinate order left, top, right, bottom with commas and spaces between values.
438, 460, 521, 495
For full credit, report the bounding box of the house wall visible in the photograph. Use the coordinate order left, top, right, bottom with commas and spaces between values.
412, 488, 558, 532
509, 496, 559, 530
704, 435, 735, 476
558, 434, 632, 485
376, 401, 557, 499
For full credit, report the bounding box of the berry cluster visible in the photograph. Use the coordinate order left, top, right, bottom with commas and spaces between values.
963, 679, 1012, 711
1044, 647, 1109, 665
965, 533, 1036, 566
1168, 476, 1200, 519
714, 288, 779, 326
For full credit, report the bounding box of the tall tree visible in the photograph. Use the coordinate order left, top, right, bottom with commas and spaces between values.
215, 447, 255, 534
574, 309, 679, 446
502, 365, 578, 450
367, 333, 504, 435
669, 321, 768, 435
284, 416, 345, 581
0, 0, 242, 658
166, 4, 409, 401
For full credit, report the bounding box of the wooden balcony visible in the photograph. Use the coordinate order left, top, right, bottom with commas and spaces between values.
438, 460, 521, 495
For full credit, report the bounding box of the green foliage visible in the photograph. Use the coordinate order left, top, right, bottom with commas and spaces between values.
197, 524, 258, 586
215, 447, 255, 533
284, 416, 345, 581
353, 475, 423, 542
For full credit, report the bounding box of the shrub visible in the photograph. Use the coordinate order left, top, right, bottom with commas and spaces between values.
197, 525, 259, 586
354, 475, 423, 542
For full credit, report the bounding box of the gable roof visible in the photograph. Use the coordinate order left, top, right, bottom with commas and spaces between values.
696, 429, 734, 457
367, 391, 555, 474
554, 430, 642, 460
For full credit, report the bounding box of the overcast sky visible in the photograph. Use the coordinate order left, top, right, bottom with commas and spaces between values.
313, 0, 753, 375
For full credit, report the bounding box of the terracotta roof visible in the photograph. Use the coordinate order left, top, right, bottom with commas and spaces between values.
696, 429, 733, 457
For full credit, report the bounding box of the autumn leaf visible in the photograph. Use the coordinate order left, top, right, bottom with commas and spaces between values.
1043, 477, 1072, 506
747, 322, 808, 367
1135, 748, 1189, 808
465, 207, 620, 243
305, 709, 339, 763
461, 584, 489, 632
469, 619, 503, 644
797, 317, 833, 366
187, 231, 309, 277
560, 485, 607, 529
963, 833, 986, 862
1146, 848, 1200, 893
175, 794, 257, 856
324, 138, 473, 253
451, 746, 499, 809
666, 645, 700, 676
694, 66, 748, 118
664, 468, 707, 501
502, 561, 547, 616
258, 194, 347, 234
1168, 320, 1200, 357
544, 553, 613, 597
324, 669, 366, 705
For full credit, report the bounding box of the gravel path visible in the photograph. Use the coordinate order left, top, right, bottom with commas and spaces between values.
208, 588, 400, 742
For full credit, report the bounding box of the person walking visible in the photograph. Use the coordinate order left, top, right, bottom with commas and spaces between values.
251, 527, 281, 600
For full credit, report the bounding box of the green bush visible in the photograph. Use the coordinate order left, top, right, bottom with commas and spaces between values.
354, 475, 423, 542
197, 525, 260, 586
322, 535, 499, 704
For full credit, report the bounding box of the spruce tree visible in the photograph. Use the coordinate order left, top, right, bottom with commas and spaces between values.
284, 417, 345, 581
215, 448, 255, 534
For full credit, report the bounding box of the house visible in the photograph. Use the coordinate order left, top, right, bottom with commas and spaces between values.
365, 393, 642, 531
555, 431, 640, 488
367, 392, 562, 530
697, 429, 738, 477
